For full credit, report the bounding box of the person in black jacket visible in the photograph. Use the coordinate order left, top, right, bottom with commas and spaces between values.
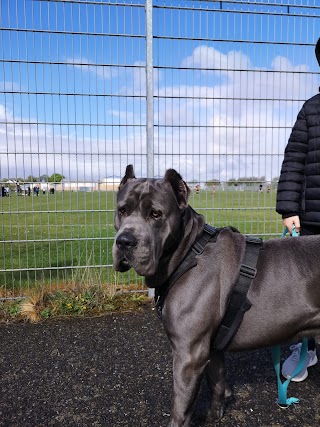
276, 38, 320, 382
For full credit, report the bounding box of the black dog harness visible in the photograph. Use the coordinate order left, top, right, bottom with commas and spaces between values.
155, 224, 262, 351
155, 224, 218, 317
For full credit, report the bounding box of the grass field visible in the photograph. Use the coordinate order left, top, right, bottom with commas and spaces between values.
0, 189, 283, 298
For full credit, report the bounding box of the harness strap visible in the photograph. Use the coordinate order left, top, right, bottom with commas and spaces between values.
155, 224, 219, 318
212, 235, 263, 351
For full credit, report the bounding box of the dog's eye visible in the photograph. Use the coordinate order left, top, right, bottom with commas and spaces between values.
118, 207, 126, 216
150, 210, 161, 219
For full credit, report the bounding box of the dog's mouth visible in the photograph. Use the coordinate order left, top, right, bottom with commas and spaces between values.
113, 241, 157, 276
116, 256, 158, 277
117, 257, 131, 272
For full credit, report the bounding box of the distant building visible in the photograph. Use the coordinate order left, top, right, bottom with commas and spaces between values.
55, 177, 121, 192
55, 181, 96, 192
99, 177, 121, 192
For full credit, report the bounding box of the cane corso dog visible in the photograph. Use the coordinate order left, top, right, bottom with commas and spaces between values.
112, 165, 320, 426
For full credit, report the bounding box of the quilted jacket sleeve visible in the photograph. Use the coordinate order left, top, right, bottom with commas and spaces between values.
276, 105, 309, 218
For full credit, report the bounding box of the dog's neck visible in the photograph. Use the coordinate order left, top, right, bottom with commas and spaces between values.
145, 206, 205, 288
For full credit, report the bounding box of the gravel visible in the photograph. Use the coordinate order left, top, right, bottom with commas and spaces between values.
0, 306, 319, 426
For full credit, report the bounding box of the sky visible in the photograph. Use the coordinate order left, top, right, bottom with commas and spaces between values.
0, 0, 320, 183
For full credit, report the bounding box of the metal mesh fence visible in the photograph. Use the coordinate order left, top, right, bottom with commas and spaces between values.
0, 0, 319, 297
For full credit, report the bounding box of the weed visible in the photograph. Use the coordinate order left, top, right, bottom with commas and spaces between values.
40, 307, 52, 319
7, 301, 22, 318
0, 299, 22, 321
0, 286, 150, 323
20, 291, 46, 322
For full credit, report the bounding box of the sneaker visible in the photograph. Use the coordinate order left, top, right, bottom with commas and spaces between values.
282, 343, 318, 382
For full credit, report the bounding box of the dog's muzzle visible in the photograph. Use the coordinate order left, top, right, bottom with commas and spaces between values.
114, 231, 138, 271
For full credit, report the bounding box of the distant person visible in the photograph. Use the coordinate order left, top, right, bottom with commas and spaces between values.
276, 37, 320, 382
259, 184, 263, 192
195, 184, 200, 194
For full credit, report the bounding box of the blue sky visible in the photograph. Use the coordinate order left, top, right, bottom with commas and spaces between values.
1, 0, 320, 183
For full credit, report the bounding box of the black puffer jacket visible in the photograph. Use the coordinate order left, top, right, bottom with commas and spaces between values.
276, 93, 320, 226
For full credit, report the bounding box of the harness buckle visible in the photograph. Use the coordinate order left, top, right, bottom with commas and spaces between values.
191, 241, 204, 255
240, 264, 257, 279
246, 236, 263, 245
203, 224, 217, 236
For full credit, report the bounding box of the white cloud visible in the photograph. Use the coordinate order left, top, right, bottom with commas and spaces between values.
182, 46, 251, 71
1, 46, 319, 183
152, 45, 318, 181
119, 60, 162, 96
66, 57, 114, 80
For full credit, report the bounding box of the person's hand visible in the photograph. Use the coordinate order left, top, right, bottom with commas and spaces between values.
282, 216, 300, 234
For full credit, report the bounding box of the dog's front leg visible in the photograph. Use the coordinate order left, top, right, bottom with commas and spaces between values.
168, 347, 209, 427
205, 350, 228, 422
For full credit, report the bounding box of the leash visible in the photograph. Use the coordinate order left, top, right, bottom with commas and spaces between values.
271, 225, 308, 408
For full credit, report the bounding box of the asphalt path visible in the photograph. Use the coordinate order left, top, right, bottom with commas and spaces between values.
0, 306, 319, 427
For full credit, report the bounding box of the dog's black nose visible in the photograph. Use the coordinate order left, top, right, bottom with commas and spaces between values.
116, 232, 137, 251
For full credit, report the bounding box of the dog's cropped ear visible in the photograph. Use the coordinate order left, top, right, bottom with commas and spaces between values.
119, 164, 136, 189
164, 169, 190, 208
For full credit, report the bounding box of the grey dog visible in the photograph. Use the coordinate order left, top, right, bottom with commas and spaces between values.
112, 165, 320, 426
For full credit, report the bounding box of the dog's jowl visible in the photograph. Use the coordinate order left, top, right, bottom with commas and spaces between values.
113, 164, 320, 426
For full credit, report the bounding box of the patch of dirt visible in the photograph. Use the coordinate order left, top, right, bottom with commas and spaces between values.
0, 306, 319, 426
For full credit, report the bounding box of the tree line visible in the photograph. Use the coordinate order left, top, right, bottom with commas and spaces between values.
1, 173, 65, 183
205, 176, 279, 186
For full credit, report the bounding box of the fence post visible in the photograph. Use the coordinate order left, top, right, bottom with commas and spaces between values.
145, 0, 154, 179
145, 0, 155, 298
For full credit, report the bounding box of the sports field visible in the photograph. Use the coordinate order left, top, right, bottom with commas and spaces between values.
0, 189, 282, 297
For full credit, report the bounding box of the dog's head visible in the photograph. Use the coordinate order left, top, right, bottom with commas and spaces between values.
112, 165, 190, 276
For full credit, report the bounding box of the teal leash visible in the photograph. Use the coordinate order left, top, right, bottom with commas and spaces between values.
271, 225, 308, 407
272, 338, 308, 407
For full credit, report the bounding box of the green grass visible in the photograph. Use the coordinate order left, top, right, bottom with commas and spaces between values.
0, 191, 142, 296
189, 188, 282, 235
0, 189, 283, 297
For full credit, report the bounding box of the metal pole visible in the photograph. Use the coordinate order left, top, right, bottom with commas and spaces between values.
145, 0, 154, 298
145, 0, 154, 179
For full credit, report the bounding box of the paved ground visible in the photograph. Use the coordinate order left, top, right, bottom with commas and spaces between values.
1, 305, 320, 427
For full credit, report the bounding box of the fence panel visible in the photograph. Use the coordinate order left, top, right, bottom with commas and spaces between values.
152, 0, 320, 236
0, 0, 319, 298
0, 0, 148, 297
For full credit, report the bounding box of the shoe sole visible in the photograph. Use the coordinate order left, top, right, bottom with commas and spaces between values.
309, 354, 318, 367
282, 355, 318, 382
283, 369, 308, 382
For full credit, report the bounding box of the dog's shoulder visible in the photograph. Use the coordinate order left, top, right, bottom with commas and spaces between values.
216, 226, 246, 247
203, 226, 247, 266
